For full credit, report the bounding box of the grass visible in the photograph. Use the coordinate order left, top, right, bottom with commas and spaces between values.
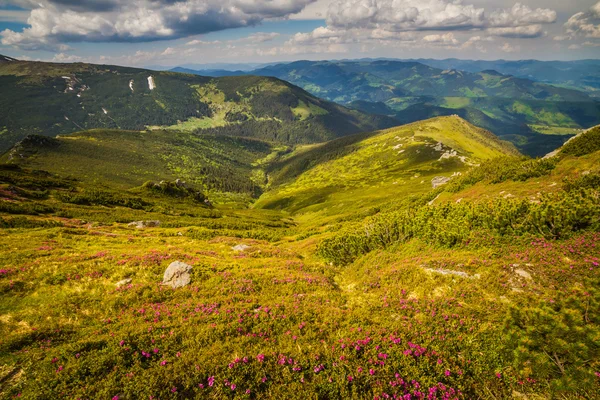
528, 125, 581, 136
1, 117, 599, 399
256, 116, 518, 218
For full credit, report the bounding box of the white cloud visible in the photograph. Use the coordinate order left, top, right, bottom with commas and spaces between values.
51, 52, 84, 62
487, 25, 546, 38
500, 42, 520, 53
564, 1, 600, 39
0, 0, 317, 50
461, 35, 494, 52
488, 3, 556, 28
246, 32, 281, 43
288, 1, 557, 52
423, 33, 459, 46
582, 40, 600, 46
0, 9, 30, 22
326, 0, 486, 31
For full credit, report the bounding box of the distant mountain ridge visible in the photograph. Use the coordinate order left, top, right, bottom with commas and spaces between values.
173, 59, 600, 156
0, 57, 396, 153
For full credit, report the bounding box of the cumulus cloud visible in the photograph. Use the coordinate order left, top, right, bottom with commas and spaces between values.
564, 1, 600, 39
422, 33, 459, 46
0, 0, 316, 50
246, 32, 281, 43
287, 0, 557, 51
500, 42, 520, 53
487, 25, 546, 39
461, 35, 494, 52
488, 3, 556, 28
326, 0, 486, 31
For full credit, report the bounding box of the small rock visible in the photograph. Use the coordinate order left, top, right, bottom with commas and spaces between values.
127, 220, 161, 229
514, 269, 532, 280
232, 244, 251, 252
162, 261, 192, 289
431, 176, 451, 189
116, 278, 132, 287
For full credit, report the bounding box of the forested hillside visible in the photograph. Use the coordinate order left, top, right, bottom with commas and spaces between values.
0, 56, 396, 153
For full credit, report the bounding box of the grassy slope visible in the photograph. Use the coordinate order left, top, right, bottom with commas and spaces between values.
256, 116, 518, 218
1, 118, 599, 399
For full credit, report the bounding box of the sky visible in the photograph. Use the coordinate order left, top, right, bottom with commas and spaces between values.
0, 0, 599, 67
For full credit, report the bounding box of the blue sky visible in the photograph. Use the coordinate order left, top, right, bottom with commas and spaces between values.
0, 0, 599, 67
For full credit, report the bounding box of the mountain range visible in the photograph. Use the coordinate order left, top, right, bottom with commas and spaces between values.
174, 59, 600, 157
0, 56, 395, 154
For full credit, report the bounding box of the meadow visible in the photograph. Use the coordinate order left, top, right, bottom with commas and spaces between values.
1, 121, 599, 399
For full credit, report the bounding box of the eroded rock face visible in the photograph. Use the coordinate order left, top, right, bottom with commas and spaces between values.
162, 261, 192, 288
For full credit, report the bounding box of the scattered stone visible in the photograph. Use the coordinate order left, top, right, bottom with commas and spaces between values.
127, 220, 161, 229
232, 244, 251, 252
116, 278, 132, 287
162, 261, 192, 289
514, 268, 532, 280
424, 268, 480, 279
431, 176, 451, 189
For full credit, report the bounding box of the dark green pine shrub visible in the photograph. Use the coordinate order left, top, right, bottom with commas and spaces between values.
503, 276, 600, 392
318, 189, 600, 265
142, 180, 206, 203
560, 126, 600, 157
446, 157, 557, 193
56, 189, 149, 210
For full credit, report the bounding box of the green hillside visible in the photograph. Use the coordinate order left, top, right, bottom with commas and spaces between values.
241, 60, 600, 156
0, 58, 396, 153
256, 116, 518, 215
2, 130, 280, 202
1, 114, 600, 399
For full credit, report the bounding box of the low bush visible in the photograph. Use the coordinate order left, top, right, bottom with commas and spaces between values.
446, 157, 557, 193
56, 189, 149, 210
318, 189, 600, 265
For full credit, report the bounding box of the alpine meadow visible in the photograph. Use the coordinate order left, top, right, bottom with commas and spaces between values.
1, 0, 600, 399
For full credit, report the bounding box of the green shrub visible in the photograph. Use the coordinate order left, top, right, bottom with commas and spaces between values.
446, 157, 557, 193
56, 189, 149, 210
560, 127, 600, 157
141, 180, 206, 203
0, 216, 62, 229
0, 200, 55, 215
503, 276, 600, 392
318, 189, 600, 265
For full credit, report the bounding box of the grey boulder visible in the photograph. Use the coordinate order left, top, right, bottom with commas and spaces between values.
162, 261, 192, 288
